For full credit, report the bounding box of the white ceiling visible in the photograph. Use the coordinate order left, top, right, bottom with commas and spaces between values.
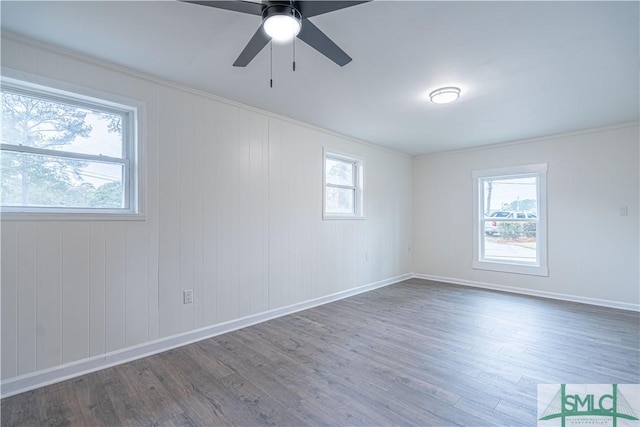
1, 1, 638, 155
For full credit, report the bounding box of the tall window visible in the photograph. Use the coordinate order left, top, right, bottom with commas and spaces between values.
1, 75, 141, 218
323, 150, 364, 219
472, 163, 548, 276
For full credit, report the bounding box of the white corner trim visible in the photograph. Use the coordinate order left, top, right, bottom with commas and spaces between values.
414, 121, 640, 159
412, 273, 640, 312
0, 273, 412, 398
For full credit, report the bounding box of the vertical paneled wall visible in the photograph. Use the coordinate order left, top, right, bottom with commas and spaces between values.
0, 35, 412, 382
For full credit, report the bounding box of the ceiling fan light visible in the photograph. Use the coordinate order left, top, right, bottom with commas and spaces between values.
429, 87, 461, 104
263, 9, 301, 43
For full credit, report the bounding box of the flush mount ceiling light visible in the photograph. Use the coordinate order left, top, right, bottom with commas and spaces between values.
262, 5, 302, 43
429, 87, 461, 104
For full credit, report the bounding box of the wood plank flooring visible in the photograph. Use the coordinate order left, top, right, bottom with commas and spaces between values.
2, 278, 639, 426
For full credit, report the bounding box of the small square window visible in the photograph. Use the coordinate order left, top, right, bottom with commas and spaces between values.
323, 150, 363, 219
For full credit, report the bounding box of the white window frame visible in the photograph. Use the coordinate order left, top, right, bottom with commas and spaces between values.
472, 163, 548, 276
0, 68, 145, 220
323, 148, 364, 220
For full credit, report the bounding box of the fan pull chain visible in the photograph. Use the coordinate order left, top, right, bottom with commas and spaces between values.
291, 0, 296, 72
270, 41, 273, 88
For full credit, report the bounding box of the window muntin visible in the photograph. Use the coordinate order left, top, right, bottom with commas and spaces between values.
1, 77, 140, 217
472, 164, 548, 276
323, 151, 363, 219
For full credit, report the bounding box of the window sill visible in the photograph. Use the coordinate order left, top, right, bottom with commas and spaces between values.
323, 214, 366, 221
473, 259, 549, 277
0, 211, 146, 221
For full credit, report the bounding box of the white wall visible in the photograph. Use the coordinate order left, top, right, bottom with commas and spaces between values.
0, 35, 412, 387
413, 124, 640, 308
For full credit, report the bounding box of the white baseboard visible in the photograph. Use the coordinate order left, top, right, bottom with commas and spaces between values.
412, 273, 640, 312
1, 273, 412, 398
6, 271, 634, 398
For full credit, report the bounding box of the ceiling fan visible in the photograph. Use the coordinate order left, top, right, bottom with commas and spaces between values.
184, 1, 370, 67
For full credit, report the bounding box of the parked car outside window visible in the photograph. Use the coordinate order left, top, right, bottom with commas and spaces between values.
484, 211, 537, 235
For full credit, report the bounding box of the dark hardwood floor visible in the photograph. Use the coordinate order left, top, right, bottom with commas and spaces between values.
2, 278, 639, 426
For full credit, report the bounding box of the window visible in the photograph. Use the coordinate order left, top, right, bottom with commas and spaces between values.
472, 163, 548, 276
323, 150, 364, 219
1, 74, 142, 219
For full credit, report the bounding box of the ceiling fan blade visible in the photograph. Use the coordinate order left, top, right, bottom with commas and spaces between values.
296, 19, 351, 66
295, 1, 370, 18
233, 26, 271, 67
182, 1, 264, 15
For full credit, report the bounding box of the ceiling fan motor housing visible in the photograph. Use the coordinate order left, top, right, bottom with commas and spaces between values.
262, 3, 302, 23
262, 4, 302, 41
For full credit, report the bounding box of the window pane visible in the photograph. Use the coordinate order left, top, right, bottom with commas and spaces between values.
482, 176, 537, 216
326, 158, 354, 186
483, 221, 537, 263
1, 151, 125, 209
2, 90, 124, 158
325, 187, 355, 214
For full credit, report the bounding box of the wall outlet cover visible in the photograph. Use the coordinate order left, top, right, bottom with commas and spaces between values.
183, 290, 193, 304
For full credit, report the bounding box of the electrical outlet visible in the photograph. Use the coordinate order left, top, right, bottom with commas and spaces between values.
183, 289, 193, 304
619, 206, 628, 216
365, 252, 369, 261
